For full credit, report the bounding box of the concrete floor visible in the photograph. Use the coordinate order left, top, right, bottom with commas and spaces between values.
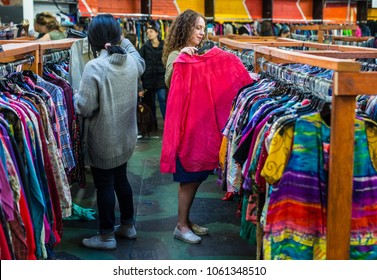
52, 125, 256, 260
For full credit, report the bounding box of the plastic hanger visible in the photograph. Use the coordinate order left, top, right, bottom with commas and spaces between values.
196, 41, 215, 55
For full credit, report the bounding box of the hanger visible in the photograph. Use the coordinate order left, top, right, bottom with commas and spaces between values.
196, 41, 215, 55
22, 70, 37, 84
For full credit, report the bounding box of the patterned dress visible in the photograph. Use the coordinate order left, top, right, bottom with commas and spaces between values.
263, 112, 377, 259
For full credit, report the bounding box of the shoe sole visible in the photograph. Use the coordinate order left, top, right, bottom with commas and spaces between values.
192, 230, 208, 236
115, 231, 137, 239
82, 243, 116, 250
174, 234, 201, 244
190, 225, 209, 236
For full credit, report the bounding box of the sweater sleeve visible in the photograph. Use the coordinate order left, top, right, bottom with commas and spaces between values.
73, 63, 99, 118
165, 50, 179, 88
121, 38, 146, 78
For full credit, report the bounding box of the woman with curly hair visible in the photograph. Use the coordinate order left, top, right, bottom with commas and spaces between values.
163, 9, 206, 88
34, 12, 67, 41
161, 9, 253, 244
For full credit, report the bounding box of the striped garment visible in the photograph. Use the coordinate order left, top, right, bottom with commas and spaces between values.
263, 113, 377, 260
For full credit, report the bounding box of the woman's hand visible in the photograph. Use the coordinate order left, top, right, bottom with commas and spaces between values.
180, 47, 197, 56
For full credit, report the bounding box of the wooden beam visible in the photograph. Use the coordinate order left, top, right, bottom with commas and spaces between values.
313, 0, 324, 23
37, 38, 78, 51
357, 1, 368, 23
299, 51, 377, 59
335, 72, 377, 96
225, 37, 377, 53
291, 25, 320, 31
320, 24, 357, 31
262, 0, 273, 19
219, 38, 255, 50
0, 43, 39, 74
327, 78, 356, 259
0, 43, 39, 58
332, 36, 373, 43
205, 0, 214, 18
254, 46, 361, 72
140, 0, 150, 15
219, 38, 305, 49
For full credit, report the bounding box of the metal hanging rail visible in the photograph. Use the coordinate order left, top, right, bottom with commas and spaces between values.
0, 55, 35, 77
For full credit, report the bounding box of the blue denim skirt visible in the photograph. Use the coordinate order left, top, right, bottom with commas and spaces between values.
173, 158, 212, 183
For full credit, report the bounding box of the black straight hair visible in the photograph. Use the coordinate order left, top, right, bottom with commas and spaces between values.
87, 14, 125, 58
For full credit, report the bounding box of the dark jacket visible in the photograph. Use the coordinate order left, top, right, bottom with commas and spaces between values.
139, 40, 166, 90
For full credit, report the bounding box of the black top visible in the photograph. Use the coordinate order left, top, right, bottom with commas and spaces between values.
139, 40, 166, 90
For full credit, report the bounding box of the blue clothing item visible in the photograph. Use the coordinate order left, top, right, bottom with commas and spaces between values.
173, 158, 212, 183
90, 162, 135, 235
36, 75, 75, 171
20, 120, 46, 259
156, 88, 167, 120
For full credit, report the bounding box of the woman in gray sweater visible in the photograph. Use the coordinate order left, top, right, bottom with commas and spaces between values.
73, 14, 145, 250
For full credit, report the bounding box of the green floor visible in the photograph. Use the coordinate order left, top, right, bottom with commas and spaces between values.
53, 126, 256, 260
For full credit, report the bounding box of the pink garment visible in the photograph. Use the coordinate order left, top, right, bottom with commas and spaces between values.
356, 26, 362, 37
160, 47, 253, 173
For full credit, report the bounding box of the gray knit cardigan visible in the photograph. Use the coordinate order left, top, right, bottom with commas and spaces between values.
73, 39, 146, 169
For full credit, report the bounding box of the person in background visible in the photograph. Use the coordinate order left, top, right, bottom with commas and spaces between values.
161, 9, 253, 244
125, 32, 144, 95
34, 12, 67, 41
125, 32, 138, 49
73, 14, 145, 250
278, 27, 290, 38
125, 32, 152, 138
260, 20, 274, 36
67, 17, 87, 38
139, 24, 167, 127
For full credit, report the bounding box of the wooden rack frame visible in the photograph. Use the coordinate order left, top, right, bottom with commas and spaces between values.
36, 39, 78, 74
290, 24, 357, 43
219, 38, 377, 259
332, 36, 374, 44
209, 34, 278, 43
0, 43, 39, 74
219, 37, 377, 60
0, 38, 78, 75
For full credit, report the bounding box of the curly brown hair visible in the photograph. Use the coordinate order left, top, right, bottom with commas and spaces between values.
35, 12, 65, 33
162, 9, 207, 66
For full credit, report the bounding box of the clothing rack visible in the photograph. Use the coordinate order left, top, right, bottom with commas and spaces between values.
219, 38, 377, 60
258, 58, 333, 98
0, 43, 39, 74
332, 36, 374, 44
43, 50, 70, 64
0, 39, 77, 75
290, 24, 357, 43
209, 34, 278, 43
219, 38, 377, 259
221, 45, 254, 68
331, 36, 375, 48
360, 61, 377, 71
36, 39, 78, 74
0, 55, 35, 77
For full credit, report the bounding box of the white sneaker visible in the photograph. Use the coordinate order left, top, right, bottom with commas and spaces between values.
115, 224, 137, 239
82, 233, 116, 250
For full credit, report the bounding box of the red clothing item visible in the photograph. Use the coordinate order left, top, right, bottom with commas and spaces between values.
19, 189, 37, 260
0, 224, 12, 260
161, 47, 253, 173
